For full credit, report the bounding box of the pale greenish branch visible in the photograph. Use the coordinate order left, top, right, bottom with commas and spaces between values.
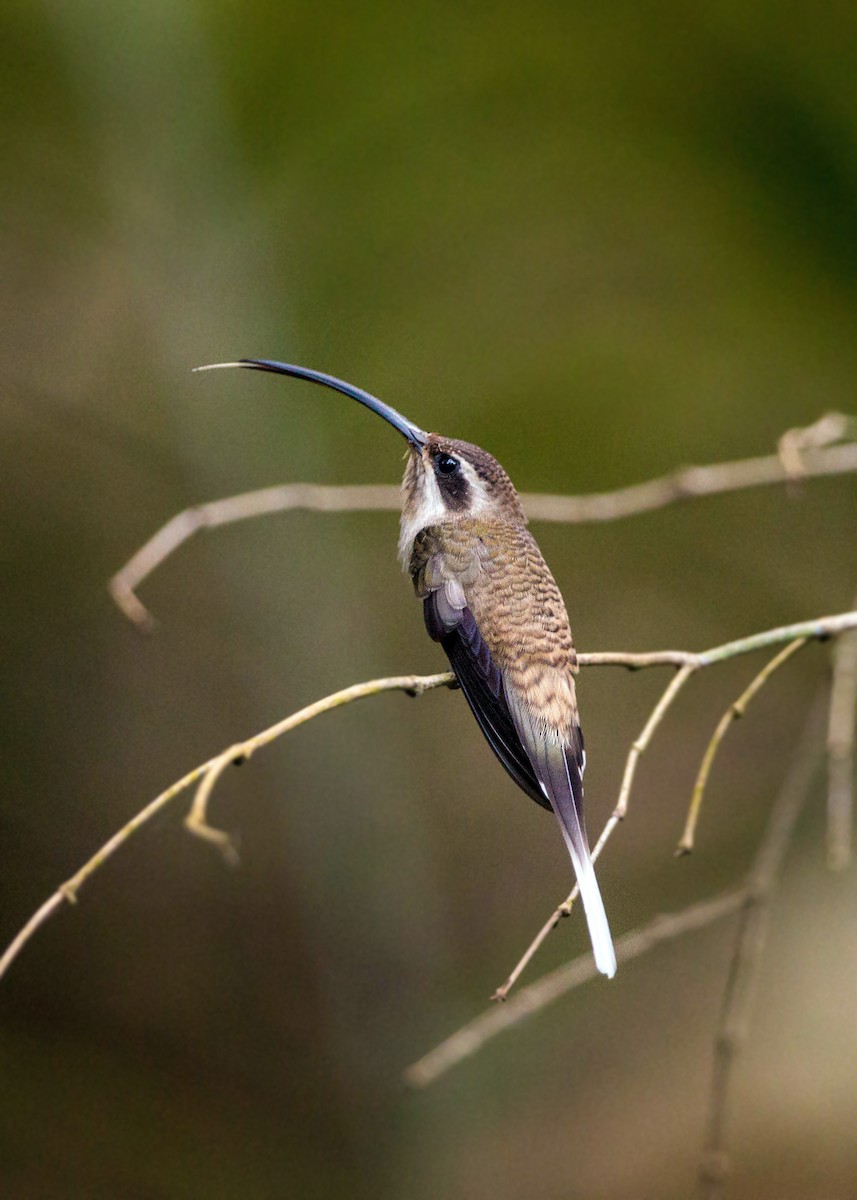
491, 618, 857, 1002
678, 639, 808, 854
697, 612, 857, 665
408, 693, 828, 1096
2, 612, 855, 989
0, 672, 455, 983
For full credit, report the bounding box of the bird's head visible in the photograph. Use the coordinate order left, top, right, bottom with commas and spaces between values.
398, 434, 525, 562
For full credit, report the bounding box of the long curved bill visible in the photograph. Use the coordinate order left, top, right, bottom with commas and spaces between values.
194, 359, 427, 448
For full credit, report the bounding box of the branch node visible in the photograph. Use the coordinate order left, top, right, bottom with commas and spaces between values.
107, 578, 158, 634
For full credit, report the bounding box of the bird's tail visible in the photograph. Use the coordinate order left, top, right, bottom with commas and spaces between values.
555, 801, 617, 979
506, 699, 617, 978
537, 733, 617, 979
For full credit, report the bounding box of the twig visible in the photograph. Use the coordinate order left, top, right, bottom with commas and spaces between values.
0, 761, 212, 981
827, 597, 857, 871
406, 689, 827, 1166
677, 639, 808, 855
0, 672, 455, 983
494, 618, 857, 1002
492, 663, 697, 1001
698, 692, 828, 1198
108, 426, 857, 630
109, 484, 404, 632
405, 888, 747, 1088
616, 664, 698, 818
777, 412, 857, 480
2, 614, 855, 987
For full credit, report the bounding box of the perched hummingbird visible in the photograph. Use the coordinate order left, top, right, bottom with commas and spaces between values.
198, 359, 617, 978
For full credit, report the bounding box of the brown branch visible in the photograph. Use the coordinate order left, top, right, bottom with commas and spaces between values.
698, 692, 828, 1198
109, 484, 404, 632
407, 694, 827, 1101
827, 595, 857, 871
405, 888, 747, 1088
108, 418, 857, 630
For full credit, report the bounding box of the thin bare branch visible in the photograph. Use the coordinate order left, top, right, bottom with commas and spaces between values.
678, 639, 808, 855
616, 664, 698, 818
0, 672, 455, 983
490, 617, 851, 1002
3, 612, 855, 988
109, 484, 403, 630
109, 422, 857, 630
827, 597, 857, 871
494, 623, 853, 1000
0, 760, 212, 980
410, 695, 827, 1099
406, 888, 747, 1088
698, 693, 827, 1198
576, 649, 698, 669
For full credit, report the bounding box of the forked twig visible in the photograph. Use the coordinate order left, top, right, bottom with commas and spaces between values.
493, 618, 857, 1002
406, 889, 747, 1088
677, 639, 808, 855
698, 693, 828, 1198
0, 672, 455, 982
407, 695, 828, 1106
109, 484, 404, 632
2, 615, 855, 988
109, 424, 857, 630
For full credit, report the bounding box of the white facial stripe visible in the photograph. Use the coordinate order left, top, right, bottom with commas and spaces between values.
398, 463, 446, 565
397, 452, 492, 567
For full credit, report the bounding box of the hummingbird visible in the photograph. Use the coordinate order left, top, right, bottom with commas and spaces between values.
197, 359, 617, 978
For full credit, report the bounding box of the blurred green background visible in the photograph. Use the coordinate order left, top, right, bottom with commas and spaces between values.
3, 2, 857, 1197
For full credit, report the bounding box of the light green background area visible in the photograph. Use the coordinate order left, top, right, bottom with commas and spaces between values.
3, 4, 857, 1197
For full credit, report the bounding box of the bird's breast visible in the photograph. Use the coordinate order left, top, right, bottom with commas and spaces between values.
413, 519, 581, 737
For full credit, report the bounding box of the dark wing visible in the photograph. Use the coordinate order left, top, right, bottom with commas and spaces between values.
424, 591, 551, 811
423, 575, 616, 978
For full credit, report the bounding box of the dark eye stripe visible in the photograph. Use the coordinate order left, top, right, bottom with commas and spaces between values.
436, 465, 470, 511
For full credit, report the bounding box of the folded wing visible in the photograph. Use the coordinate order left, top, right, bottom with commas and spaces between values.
424, 586, 550, 810
424, 576, 616, 979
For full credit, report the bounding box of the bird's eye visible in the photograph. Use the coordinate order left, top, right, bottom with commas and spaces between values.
436, 453, 459, 475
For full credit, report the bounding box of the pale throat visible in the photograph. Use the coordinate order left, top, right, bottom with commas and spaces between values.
397, 461, 492, 568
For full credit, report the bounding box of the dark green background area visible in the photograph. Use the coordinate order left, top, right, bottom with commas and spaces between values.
3, 3, 857, 1197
